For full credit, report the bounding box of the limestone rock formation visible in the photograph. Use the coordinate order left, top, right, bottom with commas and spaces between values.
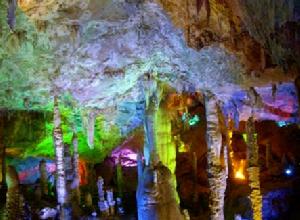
137, 163, 184, 220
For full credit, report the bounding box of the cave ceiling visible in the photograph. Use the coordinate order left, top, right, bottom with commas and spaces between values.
0, 0, 299, 133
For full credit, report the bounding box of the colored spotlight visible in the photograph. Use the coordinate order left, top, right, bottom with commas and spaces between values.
285, 168, 292, 176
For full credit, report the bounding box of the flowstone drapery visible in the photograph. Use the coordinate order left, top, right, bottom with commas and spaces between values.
205, 94, 227, 220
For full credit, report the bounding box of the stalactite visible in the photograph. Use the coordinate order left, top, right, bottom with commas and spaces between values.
196, 0, 211, 25
246, 116, 262, 220
143, 94, 158, 166
196, 0, 204, 14
53, 96, 67, 206
86, 111, 96, 149
237, 0, 294, 65
248, 87, 264, 110
82, 110, 96, 149
71, 131, 80, 204
137, 152, 143, 183
272, 84, 277, 101
87, 111, 95, 149
205, 93, 227, 220
294, 76, 300, 117
186, 0, 191, 46
7, 0, 17, 30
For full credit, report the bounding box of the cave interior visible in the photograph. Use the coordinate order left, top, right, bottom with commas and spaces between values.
0, 0, 300, 219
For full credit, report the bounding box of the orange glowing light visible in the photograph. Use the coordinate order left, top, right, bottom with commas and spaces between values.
234, 159, 246, 180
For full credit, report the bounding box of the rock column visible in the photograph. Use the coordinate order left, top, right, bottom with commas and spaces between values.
138, 85, 183, 219
143, 95, 158, 166
205, 94, 227, 220
53, 96, 68, 218
154, 108, 178, 202
246, 117, 262, 220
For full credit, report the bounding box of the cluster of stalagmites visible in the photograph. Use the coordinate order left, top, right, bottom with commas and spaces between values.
97, 176, 121, 217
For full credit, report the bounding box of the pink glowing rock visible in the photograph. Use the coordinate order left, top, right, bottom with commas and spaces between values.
110, 135, 143, 167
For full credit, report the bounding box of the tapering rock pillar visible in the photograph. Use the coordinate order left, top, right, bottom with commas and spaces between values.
71, 132, 80, 204
137, 87, 183, 220
246, 117, 262, 220
205, 94, 227, 220
143, 94, 158, 166
53, 96, 68, 218
39, 159, 48, 197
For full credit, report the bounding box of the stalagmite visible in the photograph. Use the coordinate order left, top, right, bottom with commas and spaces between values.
6, 165, 24, 219
39, 159, 48, 197
106, 189, 116, 215
64, 143, 73, 203
97, 176, 109, 216
136, 162, 184, 220
246, 117, 262, 220
116, 159, 124, 198
0, 113, 7, 202
53, 96, 67, 210
205, 93, 227, 220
